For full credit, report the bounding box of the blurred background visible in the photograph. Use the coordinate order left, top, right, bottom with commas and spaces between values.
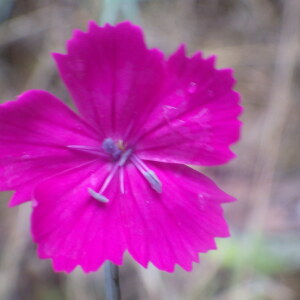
0, 0, 299, 299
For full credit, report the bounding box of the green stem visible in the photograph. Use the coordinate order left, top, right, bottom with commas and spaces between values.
105, 261, 121, 300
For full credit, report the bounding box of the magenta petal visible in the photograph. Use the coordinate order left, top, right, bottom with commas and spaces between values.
32, 160, 125, 273
122, 162, 233, 271
0, 90, 100, 206
32, 159, 233, 273
54, 21, 165, 139
136, 46, 242, 166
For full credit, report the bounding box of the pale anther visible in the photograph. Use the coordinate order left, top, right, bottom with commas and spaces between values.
131, 154, 162, 194
88, 188, 109, 203
144, 170, 162, 193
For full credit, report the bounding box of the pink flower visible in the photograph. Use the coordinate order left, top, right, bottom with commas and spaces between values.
0, 22, 241, 272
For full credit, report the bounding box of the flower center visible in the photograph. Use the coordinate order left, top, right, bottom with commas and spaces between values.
67, 138, 162, 203
102, 138, 132, 167
102, 138, 125, 160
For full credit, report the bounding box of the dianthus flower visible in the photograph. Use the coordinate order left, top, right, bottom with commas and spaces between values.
0, 22, 241, 272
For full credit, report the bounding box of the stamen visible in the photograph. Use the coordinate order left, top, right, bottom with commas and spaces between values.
88, 163, 119, 203
102, 138, 122, 159
88, 188, 109, 203
88, 138, 133, 202
132, 155, 152, 173
118, 149, 132, 166
144, 170, 162, 193
131, 155, 162, 193
99, 163, 119, 194
119, 167, 125, 194
67, 145, 106, 157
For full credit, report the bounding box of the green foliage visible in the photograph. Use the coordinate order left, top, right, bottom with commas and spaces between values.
209, 233, 289, 275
